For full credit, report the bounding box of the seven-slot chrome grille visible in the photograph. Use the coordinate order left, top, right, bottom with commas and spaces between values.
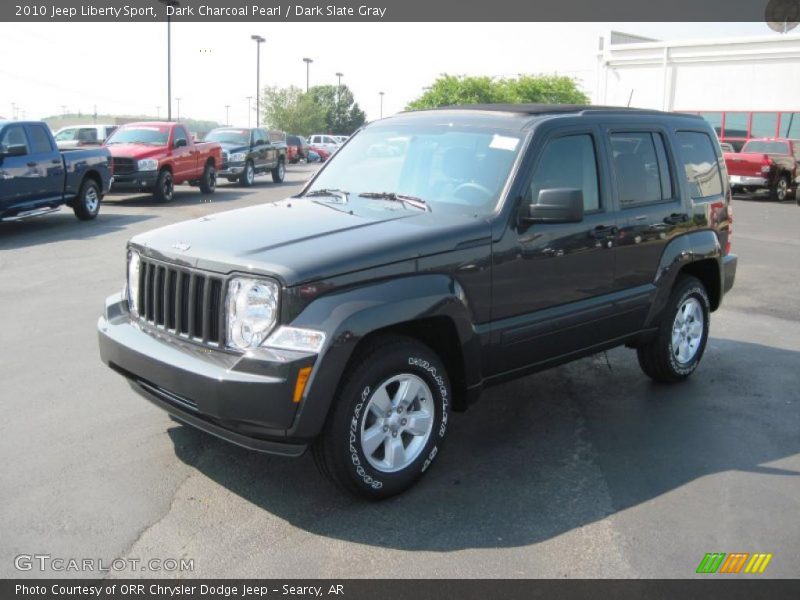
135, 257, 225, 347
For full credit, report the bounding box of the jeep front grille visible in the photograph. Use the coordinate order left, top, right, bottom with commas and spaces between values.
136, 258, 225, 347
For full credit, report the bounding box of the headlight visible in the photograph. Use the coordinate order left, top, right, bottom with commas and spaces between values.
229, 152, 246, 162
127, 250, 141, 316
264, 326, 326, 353
226, 277, 279, 350
137, 158, 158, 171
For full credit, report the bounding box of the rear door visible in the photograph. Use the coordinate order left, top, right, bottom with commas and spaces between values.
24, 123, 64, 203
603, 127, 686, 333
491, 126, 619, 373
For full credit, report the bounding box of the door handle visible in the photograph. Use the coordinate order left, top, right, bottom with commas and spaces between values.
664, 212, 690, 225
51, 159, 61, 164
590, 225, 618, 238
27, 161, 37, 167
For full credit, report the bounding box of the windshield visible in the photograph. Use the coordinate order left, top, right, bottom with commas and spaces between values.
742, 140, 790, 155
54, 128, 77, 141
307, 124, 524, 214
106, 126, 169, 146
206, 129, 250, 145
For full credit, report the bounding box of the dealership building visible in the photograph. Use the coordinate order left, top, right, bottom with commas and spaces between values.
595, 31, 800, 148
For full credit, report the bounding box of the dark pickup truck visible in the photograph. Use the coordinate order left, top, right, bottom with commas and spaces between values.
0, 120, 111, 221
205, 127, 287, 186
99, 105, 737, 498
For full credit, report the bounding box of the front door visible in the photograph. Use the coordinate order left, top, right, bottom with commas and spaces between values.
491, 129, 619, 374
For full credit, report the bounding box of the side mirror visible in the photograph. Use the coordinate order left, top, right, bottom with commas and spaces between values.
525, 188, 584, 224
174, 138, 188, 148
0, 144, 28, 157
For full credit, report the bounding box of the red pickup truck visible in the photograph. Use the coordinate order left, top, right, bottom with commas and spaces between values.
105, 122, 222, 203
724, 138, 800, 203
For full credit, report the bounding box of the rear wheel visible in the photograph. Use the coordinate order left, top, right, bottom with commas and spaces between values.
73, 178, 100, 220
312, 335, 451, 499
153, 169, 174, 203
771, 175, 789, 202
637, 275, 710, 383
199, 162, 216, 194
271, 158, 285, 183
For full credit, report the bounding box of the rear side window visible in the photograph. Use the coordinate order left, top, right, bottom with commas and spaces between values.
675, 131, 724, 199
610, 132, 673, 207
529, 134, 600, 212
28, 125, 53, 154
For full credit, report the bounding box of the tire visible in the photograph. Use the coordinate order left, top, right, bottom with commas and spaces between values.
637, 275, 710, 383
238, 161, 255, 187
770, 174, 789, 202
153, 169, 174, 203
73, 178, 101, 221
312, 335, 451, 499
271, 158, 285, 183
199, 161, 216, 194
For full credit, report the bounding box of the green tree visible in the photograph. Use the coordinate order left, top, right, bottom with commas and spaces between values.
407, 74, 589, 110
308, 84, 366, 135
260, 84, 366, 137
261, 85, 326, 136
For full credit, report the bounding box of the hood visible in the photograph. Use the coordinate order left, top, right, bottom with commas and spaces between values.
131, 198, 490, 286
216, 141, 249, 154
106, 144, 164, 159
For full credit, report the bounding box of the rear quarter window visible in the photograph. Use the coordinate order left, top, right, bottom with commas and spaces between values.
675, 131, 724, 199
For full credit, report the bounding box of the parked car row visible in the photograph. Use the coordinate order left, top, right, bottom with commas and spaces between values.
722, 137, 800, 203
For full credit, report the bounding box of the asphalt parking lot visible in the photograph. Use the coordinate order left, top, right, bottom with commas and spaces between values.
0, 166, 798, 578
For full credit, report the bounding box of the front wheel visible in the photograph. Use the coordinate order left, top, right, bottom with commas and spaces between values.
73, 178, 101, 220
199, 162, 216, 194
271, 158, 285, 183
153, 169, 174, 203
312, 335, 451, 499
238, 161, 255, 187
637, 275, 710, 383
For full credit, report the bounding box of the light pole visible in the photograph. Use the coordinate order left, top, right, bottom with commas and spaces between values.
303, 57, 313, 92
225, 105, 231, 126
251, 35, 265, 127
335, 72, 343, 89
246, 96, 253, 128
158, 0, 180, 121
176, 97, 181, 121
156, 105, 161, 119
379, 91, 384, 119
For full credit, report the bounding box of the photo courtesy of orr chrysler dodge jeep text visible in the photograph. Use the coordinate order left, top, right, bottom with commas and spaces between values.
98, 105, 737, 499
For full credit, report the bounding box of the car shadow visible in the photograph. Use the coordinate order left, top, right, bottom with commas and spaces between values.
165, 338, 800, 551
0, 212, 155, 251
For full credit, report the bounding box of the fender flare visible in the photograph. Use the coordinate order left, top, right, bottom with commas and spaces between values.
285, 274, 479, 439
645, 230, 722, 327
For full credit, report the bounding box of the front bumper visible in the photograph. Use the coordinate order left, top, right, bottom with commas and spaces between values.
218, 161, 245, 177
97, 293, 315, 456
110, 170, 159, 192
729, 175, 767, 188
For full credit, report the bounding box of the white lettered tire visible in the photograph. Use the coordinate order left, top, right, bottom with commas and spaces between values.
313, 335, 450, 499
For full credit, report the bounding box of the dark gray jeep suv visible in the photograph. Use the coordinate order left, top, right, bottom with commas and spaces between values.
98, 104, 737, 498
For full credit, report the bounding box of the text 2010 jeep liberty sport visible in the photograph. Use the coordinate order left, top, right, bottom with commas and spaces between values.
98, 105, 737, 498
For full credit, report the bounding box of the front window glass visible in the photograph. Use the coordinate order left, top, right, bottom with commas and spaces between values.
741, 140, 790, 155
530, 134, 600, 211
106, 126, 169, 146
307, 123, 524, 215
206, 129, 250, 145
54, 128, 78, 141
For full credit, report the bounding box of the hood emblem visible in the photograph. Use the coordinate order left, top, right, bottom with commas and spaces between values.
172, 242, 191, 252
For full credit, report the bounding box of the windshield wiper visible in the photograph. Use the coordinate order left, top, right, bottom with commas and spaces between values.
358, 192, 430, 212
304, 188, 350, 202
